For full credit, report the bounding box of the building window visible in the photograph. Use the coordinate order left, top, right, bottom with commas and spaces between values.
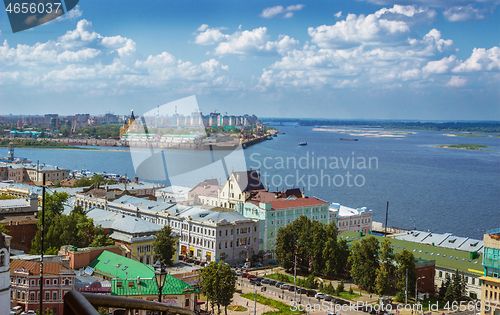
53, 279, 58, 285
219, 242, 221, 249
53, 292, 58, 300
30, 292, 35, 300
225, 241, 227, 248
185, 298, 190, 307
45, 292, 50, 301
46, 279, 50, 285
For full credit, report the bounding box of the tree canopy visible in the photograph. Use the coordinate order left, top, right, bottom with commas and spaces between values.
30, 193, 114, 254
348, 236, 380, 293
152, 225, 176, 266
201, 261, 237, 315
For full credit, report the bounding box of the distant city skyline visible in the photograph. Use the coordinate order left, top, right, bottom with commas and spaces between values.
0, 0, 499, 120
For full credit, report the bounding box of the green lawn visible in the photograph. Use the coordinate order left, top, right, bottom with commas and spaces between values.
240, 293, 304, 315
338, 291, 362, 299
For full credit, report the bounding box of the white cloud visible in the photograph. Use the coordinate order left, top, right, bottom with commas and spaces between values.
195, 27, 229, 45
259, 4, 305, 18
334, 11, 342, 18
443, 5, 485, 21
446, 75, 467, 87
423, 55, 458, 73
308, 12, 410, 48
260, 6, 284, 18
1, 19, 237, 95
58, 5, 83, 21
194, 26, 298, 55
197, 24, 209, 32
453, 46, 500, 72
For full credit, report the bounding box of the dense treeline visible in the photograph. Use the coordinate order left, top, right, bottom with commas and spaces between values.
30, 192, 114, 255
0, 138, 68, 147
69, 124, 121, 138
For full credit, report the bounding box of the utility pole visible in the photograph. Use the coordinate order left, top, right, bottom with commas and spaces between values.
294, 255, 297, 305
39, 173, 45, 314
384, 201, 389, 237
405, 268, 408, 305
254, 287, 257, 315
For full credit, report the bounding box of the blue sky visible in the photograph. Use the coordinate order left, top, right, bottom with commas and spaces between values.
0, 0, 499, 120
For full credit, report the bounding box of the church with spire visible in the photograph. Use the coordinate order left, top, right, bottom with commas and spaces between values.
119, 109, 142, 137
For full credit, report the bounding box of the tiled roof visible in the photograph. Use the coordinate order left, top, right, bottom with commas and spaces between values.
89, 250, 155, 279
111, 277, 196, 296
232, 170, 264, 192
340, 231, 483, 274
269, 197, 328, 210
10, 259, 73, 275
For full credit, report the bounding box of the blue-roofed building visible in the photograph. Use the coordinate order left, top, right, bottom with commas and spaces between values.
106, 195, 260, 264
86, 208, 178, 266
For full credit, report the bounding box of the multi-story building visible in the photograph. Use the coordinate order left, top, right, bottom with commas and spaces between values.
0, 162, 69, 185
239, 197, 331, 256
88, 251, 197, 314
341, 230, 484, 299
189, 170, 266, 209
85, 208, 169, 265
9, 259, 75, 314
331, 203, 373, 234
106, 195, 260, 263
480, 228, 500, 315
0, 232, 10, 314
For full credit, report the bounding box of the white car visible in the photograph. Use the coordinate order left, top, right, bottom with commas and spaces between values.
235, 270, 242, 276
21, 311, 36, 315
315, 292, 327, 299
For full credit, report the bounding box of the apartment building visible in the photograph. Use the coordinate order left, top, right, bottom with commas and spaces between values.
480, 228, 500, 315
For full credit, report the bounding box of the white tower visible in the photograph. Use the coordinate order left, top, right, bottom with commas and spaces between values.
0, 232, 10, 315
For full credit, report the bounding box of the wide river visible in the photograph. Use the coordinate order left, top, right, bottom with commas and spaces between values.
2, 125, 499, 239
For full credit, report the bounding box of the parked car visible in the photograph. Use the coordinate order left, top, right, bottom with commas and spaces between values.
269, 280, 277, 286
296, 288, 307, 294
281, 284, 290, 290
306, 290, 317, 297
247, 274, 257, 279
255, 262, 262, 267
275, 282, 284, 288
288, 285, 296, 292
10, 307, 22, 315
324, 295, 334, 301
235, 270, 243, 276
261, 278, 271, 284
241, 272, 249, 278
187, 259, 195, 264
269, 261, 278, 265
21, 311, 36, 315
194, 260, 201, 265
256, 277, 264, 282
315, 292, 327, 299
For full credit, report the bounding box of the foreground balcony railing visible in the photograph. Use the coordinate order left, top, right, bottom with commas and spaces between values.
63, 290, 196, 315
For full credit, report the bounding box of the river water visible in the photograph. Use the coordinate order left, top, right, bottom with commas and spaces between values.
2, 125, 499, 239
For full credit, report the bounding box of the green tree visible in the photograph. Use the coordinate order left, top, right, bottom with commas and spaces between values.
201, 261, 237, 315
438, 277, 450, 300
348, 236, 380, 293
274, 223, 297, 272
217, 261, 237, 315
90, 226, 114, 247
73, 177, 92, 187
445, 269, 467, 302
152, 225, 176, 266
376, 239, 394, 295
0, 223, 10, 234
323, 221, 349, 277
394, 249, 416, 302
336, 279, 345, 296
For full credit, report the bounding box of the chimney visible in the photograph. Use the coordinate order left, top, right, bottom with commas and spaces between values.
135, 177, 138, 183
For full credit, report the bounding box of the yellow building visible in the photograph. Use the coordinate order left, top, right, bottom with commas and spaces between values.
120, 109, 143, 137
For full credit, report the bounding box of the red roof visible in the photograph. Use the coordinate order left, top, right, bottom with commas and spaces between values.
10, 259, 72, 276
269, 197, 328, 210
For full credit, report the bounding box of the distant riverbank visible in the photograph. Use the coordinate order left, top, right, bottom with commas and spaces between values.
435, 144, 490, 150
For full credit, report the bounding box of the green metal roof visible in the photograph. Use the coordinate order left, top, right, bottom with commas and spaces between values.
340, 231, 483, 275
111, 277, 197, 296
89, 250, 155, 279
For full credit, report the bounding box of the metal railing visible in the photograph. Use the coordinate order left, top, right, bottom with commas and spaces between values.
63, 290, 196, 315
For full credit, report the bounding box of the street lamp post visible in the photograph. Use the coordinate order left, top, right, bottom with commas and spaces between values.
154, 260, 168, 305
